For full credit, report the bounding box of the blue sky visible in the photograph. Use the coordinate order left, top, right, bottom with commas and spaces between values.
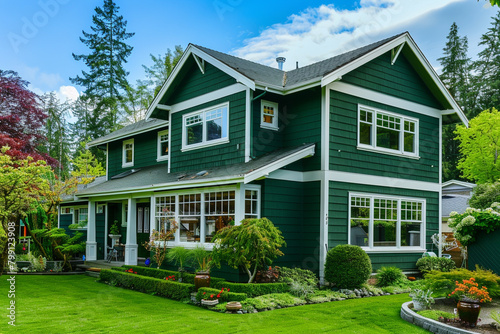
0, 0, 498, 103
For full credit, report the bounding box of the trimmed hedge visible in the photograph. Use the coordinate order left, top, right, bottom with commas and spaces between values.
121, 265, 227, 287
324, 244, 372, 289
196, 287, 247, 302
213, 281, 289, 297
416, 257, 456, 273
99, 269, 195, 300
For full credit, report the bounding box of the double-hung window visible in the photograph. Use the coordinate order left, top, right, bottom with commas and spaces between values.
122, 139, 134, 167
261, 100, 279, 130
349, 193, 425, 250
157, 130, 169, 161
358, 105, 418, 158
182, 103, 229, 150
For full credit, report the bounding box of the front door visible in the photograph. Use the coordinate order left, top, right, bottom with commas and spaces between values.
137, 203, 151, 258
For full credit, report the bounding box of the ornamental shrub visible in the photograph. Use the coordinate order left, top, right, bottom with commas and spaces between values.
278, 267, 318, 288
213, 281, 289, 297
324, 244, 372, 289
416, 257, 456, 273
376, 266, 408, 287
196, 287, 247, 302
447, 204, 500, 246
99, 269, 195, 300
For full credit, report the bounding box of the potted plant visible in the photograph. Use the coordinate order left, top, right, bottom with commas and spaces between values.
190, 245, 212, 290
409, 289, 434, 311
200, 291, 219, 306
109, 220, 121, 247
448, 277, 492, 326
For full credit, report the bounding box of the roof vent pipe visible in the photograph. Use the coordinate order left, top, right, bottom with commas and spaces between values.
276, 57, 286, 70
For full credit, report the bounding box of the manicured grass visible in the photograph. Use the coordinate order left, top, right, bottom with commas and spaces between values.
0, 275, 427, 333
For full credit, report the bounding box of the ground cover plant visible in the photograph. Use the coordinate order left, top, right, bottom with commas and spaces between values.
0, 275, 428, 333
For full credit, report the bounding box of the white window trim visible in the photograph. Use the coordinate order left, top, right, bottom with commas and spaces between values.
157, 129, 169, 162
244, 184, 261, 218
69, 206, 89, 230
181, 102, 230, 152
260, 100, 279, 130
122, 139, 134, 168
153, 184, 261, 248
357, 105, 420, 159
348, 192, 426, 253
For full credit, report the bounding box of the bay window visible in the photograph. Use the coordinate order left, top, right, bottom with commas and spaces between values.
358, 105, 418, 158
349, 193, 425, 250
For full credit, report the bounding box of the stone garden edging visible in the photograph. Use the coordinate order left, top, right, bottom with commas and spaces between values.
401, 301, 475, 334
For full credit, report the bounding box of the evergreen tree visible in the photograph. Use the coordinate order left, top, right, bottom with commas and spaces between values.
70, 0, 134, 135
474, 11, 500, 112
438, 23, 473, 181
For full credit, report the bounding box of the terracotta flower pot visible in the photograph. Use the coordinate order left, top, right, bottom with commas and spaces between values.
194, 271, 210, 291
457, 300, 481, 326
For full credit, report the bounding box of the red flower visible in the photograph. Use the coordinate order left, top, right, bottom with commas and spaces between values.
210, 294, 214, 298
217, 294, 221, 298
203, 292, 206, 295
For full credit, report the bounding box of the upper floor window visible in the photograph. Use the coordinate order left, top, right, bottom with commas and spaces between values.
182, 103, 229, 150
349, 193, 425, 251
157, 130, 169, 161
261, 100, 279, 130
122, 139, 134, 168
358, 105, 418, 158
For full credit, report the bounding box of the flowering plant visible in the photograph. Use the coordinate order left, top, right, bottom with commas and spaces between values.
125, 268, 137, 274
164, 275, 175, 281
202, 288, 230, 301
448, 204, 500, 246
448, 277, 492, 303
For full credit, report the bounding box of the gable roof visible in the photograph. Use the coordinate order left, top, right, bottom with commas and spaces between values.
146, 32, 467, 126
75, 143, 315, 197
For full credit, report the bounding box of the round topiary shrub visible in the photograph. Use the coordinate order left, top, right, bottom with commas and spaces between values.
324, 244, 372, 289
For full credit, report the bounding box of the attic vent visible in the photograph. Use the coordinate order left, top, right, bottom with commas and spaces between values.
111, 168, 141, 180
276, 57, 286, 70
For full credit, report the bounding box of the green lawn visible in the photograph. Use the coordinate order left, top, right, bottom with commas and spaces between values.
0, 275, 427, 333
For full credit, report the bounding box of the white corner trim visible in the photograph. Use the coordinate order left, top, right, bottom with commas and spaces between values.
328, 170, 440, 192
243, 145, 316, 184
170, 83, 245, 114
330, 81, 441, 119
321, 86, 329, 171
245, 88, 251, 162
319, 174, 328, 284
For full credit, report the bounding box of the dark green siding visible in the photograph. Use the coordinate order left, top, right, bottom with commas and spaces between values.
170, 92, 246, 172
59, 213, 73, 231
329, 90, 439, 182
96, 212, 105, 260
163, 59, 236, 106
108, 126, 169, 178
342, 51, 442, 109
329, 181, 439, 271
468, 229, 500, 275
251, 91, 284, 157
258, 179, 320, 274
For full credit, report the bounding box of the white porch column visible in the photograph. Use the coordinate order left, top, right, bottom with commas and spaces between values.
125, 197, 138, 265
86, 201, 97, 261
235, 183, 245, 225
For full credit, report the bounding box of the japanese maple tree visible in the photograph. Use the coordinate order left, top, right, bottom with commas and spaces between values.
0, 70, 57, 167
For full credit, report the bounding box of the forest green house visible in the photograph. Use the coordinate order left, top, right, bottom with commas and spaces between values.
61, 32, 467, 281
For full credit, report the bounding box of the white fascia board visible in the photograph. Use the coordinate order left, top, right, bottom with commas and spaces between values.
442, 180, 476, 189
244, 145, 316, 184
330, 81, 442, 119
87, 120, 169, 148
76, 176, 244, 199
321, 36, 407, 86
190, 48, 255, 90
326, 170, 440, 192
170, 83, 246, 114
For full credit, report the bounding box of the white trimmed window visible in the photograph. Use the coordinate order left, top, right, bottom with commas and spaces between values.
245, 190, 259, 218
122, 139, 134, 167
61, 207, 73, 215
182, 103, 229, 150
204, 191, 235, 242
358, 105, 418, 158
157, 130, 169, 161
261, 100, 279, 130
349, 193, 425, 251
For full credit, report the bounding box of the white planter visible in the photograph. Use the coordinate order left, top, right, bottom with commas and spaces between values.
109, 234, 122, 247
201, 299, 219, 306
412, 300, 427, 311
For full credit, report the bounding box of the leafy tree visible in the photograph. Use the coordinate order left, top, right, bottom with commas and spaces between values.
139, 46, 184, 96
469, 182, 500, 209
0, 146, 52, 272
0, 70, 57, 168
70, 142, 106, 184
456, 108, 500, 183
70, 0, 134, 136
210, 218, 286, 283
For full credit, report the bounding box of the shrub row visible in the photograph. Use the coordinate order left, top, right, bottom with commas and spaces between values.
99, 269, 195, 300
196, 287, 247, 302
121, 265, 226, 287
213, 281, 288, 297
416, 257, 456, 273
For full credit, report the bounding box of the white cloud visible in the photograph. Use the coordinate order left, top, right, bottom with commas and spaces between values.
232, 0, 464, 70
58, 85, 79, 102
